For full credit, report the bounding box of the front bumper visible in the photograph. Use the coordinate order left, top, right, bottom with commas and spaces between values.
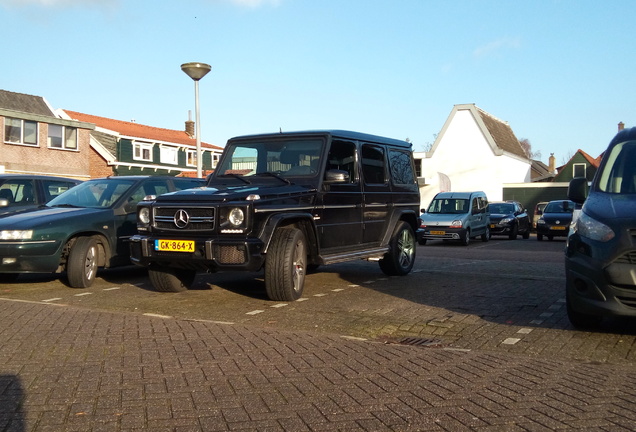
537, 224, 569, 237
565, 239, 636, 318
129, 235, 266, 272
419, 227, 467, 241
0, 240, 63, 274
489, 222, 513, 235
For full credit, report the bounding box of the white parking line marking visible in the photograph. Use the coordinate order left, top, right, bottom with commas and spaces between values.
297, 298, 309, 302
517, 328, 533, 334
42, 298, 62, 302
246, 310, 264, 315
539, 312, 554, 318
103, 287, 121, 291
332, 288, 344, 292
313, 293, 327, 297
530, 319, 544, 325
271, 303, 288, 308
502, 338, 521, 345
143, 313, 172, 319
74, 292, 92, 297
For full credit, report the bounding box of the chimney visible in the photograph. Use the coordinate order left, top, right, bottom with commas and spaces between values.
618, 121, 625, 132
548, 153, 556, 174
185, 110, 195, 138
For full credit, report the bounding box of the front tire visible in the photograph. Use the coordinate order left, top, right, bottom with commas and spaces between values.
379, 221, 416, 276
265, 227, 307, 301
508, 224, 518, 240
461, 229, 470, 246
67, 236, 99, 288
149, 267, 196, 292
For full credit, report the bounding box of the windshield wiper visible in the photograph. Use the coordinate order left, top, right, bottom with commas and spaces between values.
217, 174, 251, 184
253, 172, 291, 185
50, 203, 83, 208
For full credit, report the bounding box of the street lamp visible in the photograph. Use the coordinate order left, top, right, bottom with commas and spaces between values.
181, 62, 211, 178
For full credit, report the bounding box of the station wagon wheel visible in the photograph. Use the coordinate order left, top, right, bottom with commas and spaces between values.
148, 267, 196, 292
67, 236, 99, 288
461, 229, 470, 246
265, 227, 306, 301
379, 221, 416, 276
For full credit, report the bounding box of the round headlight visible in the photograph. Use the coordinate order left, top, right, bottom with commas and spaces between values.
139, 207, 150, 224
228, 208, 244, 226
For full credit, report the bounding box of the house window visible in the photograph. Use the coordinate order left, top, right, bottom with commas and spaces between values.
186, 149, 197, 167
133, 142, 153, 162
160, 146, 178, 165
573, 163, 586, 178
48, 125, 78, 150
4, 117, 38, 146
212, 153, 219, 168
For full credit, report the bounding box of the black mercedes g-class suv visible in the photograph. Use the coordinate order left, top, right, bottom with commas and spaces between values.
129, 130, 421, 301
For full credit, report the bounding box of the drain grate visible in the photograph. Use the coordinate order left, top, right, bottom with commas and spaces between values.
395, 337, 445, 347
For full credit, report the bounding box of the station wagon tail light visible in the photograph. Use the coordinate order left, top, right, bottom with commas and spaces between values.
449, 220, 463, 229
0, 230, 33, 240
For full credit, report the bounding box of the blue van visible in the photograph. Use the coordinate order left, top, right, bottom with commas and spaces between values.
566, 127, 636, 327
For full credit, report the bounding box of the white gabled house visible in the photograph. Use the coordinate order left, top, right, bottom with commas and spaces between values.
415, 103, 531, 207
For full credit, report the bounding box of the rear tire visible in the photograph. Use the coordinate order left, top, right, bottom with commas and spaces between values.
265, 227, 307, 301
537, 234, 543, 241
149, 267, 196, 292
481, 226, 490, 242
418, 238, 427, 246
67, 236, 99, 288
522, 229, 530, 239
379, 221, 416, 276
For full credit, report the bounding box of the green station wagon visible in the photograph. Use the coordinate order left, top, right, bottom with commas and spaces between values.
0, 175, 204, 287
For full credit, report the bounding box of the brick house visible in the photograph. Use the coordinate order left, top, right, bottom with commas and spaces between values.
61, 110, 224, 178
0, 90, 93, 179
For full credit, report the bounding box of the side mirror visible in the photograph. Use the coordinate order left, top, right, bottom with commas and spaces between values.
568, 177, 588, 204
324, 169, 349, 183
420, 208, 426, 214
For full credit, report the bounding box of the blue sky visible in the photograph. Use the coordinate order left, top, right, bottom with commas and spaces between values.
2, 0, 633, 165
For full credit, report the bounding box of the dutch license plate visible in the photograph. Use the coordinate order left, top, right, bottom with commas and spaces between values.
430, 230, 445, 235
155, 239, 195, 252
550, 226, 567, 231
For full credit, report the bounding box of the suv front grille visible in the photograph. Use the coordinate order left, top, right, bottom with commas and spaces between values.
154, 206, 215, 231
615, 251, 636, 265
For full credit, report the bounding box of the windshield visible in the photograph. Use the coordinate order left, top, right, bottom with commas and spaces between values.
48, 178, 136, 209
597, 140, 636, 194
427, 198, 469, 214
489, 203, 514, 214
544, 201, 574, 213
215, 138, 324, 178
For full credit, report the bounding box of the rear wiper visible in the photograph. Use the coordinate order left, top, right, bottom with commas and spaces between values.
217, 174, 251, 184
253, 172, 291, 185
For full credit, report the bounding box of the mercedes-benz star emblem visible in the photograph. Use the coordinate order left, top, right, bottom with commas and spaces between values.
174, 209, 190, 228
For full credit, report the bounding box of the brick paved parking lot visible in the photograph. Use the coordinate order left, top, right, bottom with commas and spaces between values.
1, 236, 635, 431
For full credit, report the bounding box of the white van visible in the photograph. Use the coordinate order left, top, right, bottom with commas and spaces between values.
417, 191, 490, 246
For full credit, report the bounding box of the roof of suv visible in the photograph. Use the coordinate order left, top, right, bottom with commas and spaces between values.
229, 130, 412, 149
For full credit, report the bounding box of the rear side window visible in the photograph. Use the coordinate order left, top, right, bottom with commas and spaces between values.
388, 149, 416, 185
361, 145, 386, 184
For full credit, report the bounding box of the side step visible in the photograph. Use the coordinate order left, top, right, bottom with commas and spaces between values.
320, 247, 389, 265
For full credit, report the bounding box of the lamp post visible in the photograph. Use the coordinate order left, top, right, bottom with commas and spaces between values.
181, 62, 211, 178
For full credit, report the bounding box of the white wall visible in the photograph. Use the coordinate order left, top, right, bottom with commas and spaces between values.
415, 108, 531, 208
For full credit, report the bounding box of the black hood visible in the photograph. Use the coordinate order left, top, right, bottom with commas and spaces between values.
154, 183, 316, 204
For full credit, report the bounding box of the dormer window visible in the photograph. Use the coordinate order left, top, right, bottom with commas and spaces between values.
133, 141, 153, 162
